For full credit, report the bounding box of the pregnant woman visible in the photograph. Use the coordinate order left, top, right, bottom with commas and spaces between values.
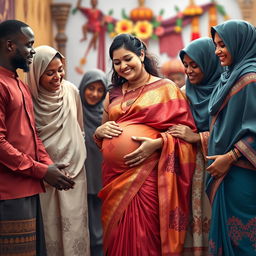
94, 33, 197, 256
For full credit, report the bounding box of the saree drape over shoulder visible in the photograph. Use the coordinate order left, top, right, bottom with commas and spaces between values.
207, 20, 256, 256
98, 79, 197, 255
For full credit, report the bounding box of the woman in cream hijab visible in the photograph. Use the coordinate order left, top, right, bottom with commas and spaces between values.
26, 45, 90, 256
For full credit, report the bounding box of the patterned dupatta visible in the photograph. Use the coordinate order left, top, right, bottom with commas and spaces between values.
98, 79, 197, 255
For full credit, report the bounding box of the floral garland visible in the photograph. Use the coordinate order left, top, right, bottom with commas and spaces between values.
104, 1, 229, 41
104, 8, 164, 40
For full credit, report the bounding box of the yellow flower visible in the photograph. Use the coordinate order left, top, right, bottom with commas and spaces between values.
115, 19, 133, 34
110, 32, 117, 38
133, 21, 153, 40
174, 26, 182, 33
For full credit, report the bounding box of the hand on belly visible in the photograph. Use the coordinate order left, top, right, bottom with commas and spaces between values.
102, 123, 158, 168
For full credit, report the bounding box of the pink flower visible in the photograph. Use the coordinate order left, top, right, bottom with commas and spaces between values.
177, 12, 183, 19
156, 16, 163, 22
155, 26, 164, 36
104, 15, 114, 23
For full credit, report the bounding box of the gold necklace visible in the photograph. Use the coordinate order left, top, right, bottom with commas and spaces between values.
120, 74, 151, 113
126, 73, 151, 91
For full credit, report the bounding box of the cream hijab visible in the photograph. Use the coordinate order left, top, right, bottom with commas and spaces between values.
26, 45, 86, 178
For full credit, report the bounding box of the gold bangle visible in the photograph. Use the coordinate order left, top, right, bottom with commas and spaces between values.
228, 151, 237, 162
232, 149, 239, 160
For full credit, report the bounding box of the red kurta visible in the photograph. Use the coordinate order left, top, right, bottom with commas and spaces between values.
0, 66, 52, 200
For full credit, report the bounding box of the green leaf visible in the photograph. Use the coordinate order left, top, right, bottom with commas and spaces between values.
71, 8, 77, 15
177, 19, 182, 26
152, 20, 160, 28
159, 9, 164, 16
108, 9, 114, 16
107, 23, 114, 33
174, 5, 180, 13
216, 4, 226, 16
151, 34, 158, 40
121, 9, 129, 19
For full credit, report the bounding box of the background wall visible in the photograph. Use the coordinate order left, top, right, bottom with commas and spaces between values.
53, 0, 242, 86
15, 0, 53, 47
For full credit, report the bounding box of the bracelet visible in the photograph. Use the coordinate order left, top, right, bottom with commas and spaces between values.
232, 149, 239, 161
228, 151, 237, 162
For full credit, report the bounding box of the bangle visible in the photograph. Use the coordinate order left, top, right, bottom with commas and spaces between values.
228, 151, 237, 162
232, 149, 239, 160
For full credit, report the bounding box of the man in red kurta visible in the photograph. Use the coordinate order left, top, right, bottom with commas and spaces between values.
0, 20, 75, 256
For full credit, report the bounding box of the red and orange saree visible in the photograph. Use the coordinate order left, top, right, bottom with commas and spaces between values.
98, 79, 197, 256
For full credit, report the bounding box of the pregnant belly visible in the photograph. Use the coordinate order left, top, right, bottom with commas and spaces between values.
102, 123, 159, 168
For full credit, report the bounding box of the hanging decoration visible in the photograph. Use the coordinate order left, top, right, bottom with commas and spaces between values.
130, 0, 153, 21
183, 0, 203, 40
73, 0, 230, 73
105, 0, 164, 41
73, 0, 106, 74
104, 0, 229, 44
208, 1, 218, 34
174, 6, 183, 33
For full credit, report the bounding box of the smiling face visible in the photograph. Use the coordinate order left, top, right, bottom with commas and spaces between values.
182, 54, 204, 85
213, 32, 232, 66
112, 47, 144, 83
84, 81, 105, 106
39, 57, 64, 93
10, 27, 35, 72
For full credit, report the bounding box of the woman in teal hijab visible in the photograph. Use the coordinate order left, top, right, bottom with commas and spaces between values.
180, 37, 222, 132
207, 20, 256, 255
169, 37, 222, 255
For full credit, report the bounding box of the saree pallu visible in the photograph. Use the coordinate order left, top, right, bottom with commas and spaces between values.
183, 147, 211, 256
0, 195, 46, 256
207, 74, 256, 255
98, 79, 197, 255
183, 131, 211, 256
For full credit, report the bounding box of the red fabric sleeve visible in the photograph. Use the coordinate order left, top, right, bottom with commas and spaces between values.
0, 83, 48, 179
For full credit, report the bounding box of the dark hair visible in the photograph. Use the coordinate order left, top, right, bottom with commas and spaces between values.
109, 33, 160, 86
54, 52, 63, 60
54, 52, 66, 67
211, 27, 216, 40
0, 20, 29, 41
